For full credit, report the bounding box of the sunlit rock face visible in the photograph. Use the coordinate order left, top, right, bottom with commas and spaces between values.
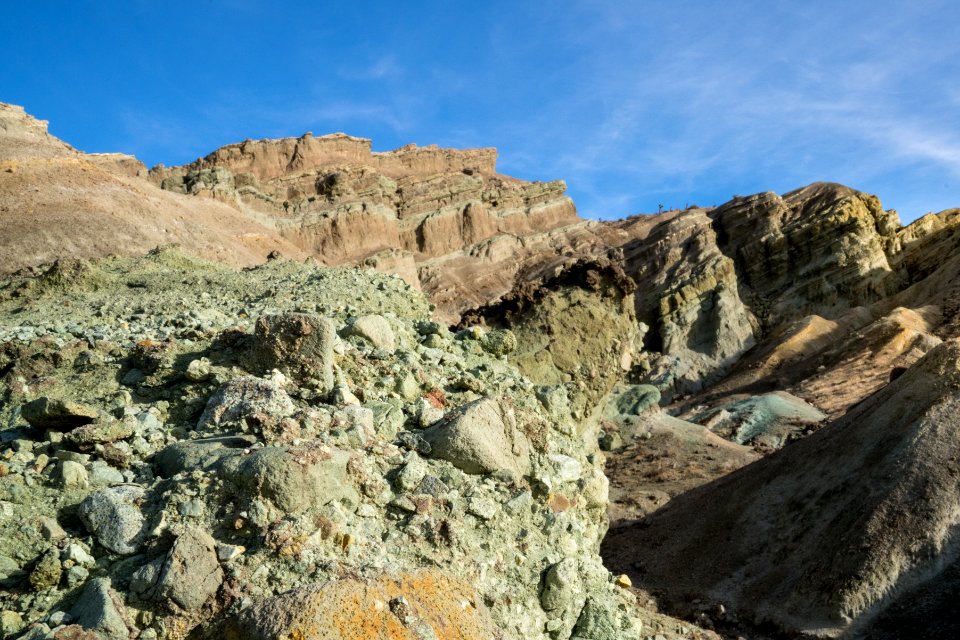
150, 132, 580, 317
711, 182, 902, 328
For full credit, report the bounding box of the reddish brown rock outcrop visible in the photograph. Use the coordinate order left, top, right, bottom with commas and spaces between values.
149, 132, 580, 307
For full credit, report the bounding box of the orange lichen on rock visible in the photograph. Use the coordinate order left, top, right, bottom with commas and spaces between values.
222, 569, 500, 640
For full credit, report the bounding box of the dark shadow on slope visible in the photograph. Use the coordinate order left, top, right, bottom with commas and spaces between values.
851, 557, 960, 639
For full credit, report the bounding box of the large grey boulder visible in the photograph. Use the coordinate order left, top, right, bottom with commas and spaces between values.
247, 313, 336, 391
154, 435, 256, 478
70, 578, 130, 640
422, 397, 531, 476
78, 485, 147, 555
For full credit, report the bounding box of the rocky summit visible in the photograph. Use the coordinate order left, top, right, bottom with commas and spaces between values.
3, 103, 960, 639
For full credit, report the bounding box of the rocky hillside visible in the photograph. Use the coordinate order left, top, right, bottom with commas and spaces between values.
604, 339, 960, 638
6, 101, 960, 639
6, 101, 956, 389
136, 121, 960, 418
0, 250, 648, 640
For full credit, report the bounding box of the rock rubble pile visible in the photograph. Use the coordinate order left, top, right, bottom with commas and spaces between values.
0, 250, 639, 639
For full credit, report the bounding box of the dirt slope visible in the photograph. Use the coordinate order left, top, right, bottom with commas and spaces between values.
603, 338, 960, 637
0, 103, 306, 274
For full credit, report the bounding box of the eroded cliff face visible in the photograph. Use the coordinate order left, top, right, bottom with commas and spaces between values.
608, 209, 758, 400
149, 133, 579, 312
711, 182, 902, 329
654, 188, 960, 419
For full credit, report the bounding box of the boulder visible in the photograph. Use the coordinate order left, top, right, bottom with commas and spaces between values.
480, 328, 517, 356
53, 460, 88, 489
247, 313, 336, 391
198, 376, 295, 430
342, 314, 396, 351
221, 569, 499, 640
154, 435, 256, 478
20, 397, 99, 430
221, 446, 358, 515
143, 528, 223, 610
70, 578, 130, 640
65, 416, 135, 446
28, 548, 62, 591
78, 485, 147, 555
423, 397, 530, 476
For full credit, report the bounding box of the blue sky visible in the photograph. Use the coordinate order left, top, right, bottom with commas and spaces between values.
2, 1, 958, 223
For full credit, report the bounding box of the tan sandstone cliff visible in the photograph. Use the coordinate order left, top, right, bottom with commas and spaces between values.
148, 132, 582, 314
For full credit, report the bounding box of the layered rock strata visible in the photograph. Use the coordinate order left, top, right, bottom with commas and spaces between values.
711, 183, 902, 328
149, 132, 580, 313
0, 103, 306, 275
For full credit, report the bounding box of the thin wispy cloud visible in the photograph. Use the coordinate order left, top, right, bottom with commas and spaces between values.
3, 1, 957, 221
488, 1, 960, 219
341, 55, 404, 82
865, 121, 960, 174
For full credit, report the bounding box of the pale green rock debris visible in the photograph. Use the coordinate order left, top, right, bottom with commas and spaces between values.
0, 249, 640, 640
